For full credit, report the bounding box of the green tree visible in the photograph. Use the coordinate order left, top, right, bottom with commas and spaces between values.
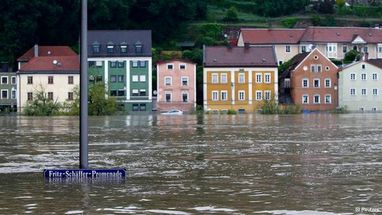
344, 50, 361, 64
336, 0, 346, 8
88, 84, 117, 116
24, 86, 61, 116
223, 6, 239, 22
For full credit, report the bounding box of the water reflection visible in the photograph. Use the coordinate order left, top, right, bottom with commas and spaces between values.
0, 114, 381, 214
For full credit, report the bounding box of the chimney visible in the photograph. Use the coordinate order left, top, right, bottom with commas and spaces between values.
34, 44, 39, 57
363, 52, 369, 61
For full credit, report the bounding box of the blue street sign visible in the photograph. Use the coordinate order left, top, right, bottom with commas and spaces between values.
44, 169, 126, 179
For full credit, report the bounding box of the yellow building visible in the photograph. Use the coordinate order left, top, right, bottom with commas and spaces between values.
203, 46, 278, 112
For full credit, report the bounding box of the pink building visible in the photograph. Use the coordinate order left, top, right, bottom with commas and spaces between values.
156, 60, 196, 112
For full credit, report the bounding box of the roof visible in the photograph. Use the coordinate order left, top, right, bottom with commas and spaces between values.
240, 28, 306, 44
17, 46, 77, 62
366, 59, 382, 69
280, 52, 310, 79
19, 56, 80, 74
300, 27, 382, 43
204, 46, 277, 67
157, 59, 196, 65
88, 30, 152, 57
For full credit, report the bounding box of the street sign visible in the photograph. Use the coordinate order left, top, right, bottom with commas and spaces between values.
44, 169, 126, 180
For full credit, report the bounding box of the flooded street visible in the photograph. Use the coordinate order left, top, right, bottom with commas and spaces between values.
0, 114, 381, 214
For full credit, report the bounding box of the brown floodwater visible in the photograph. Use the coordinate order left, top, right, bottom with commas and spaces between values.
0, 114, 381, 214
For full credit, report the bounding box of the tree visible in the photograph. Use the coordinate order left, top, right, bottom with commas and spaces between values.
24, 86, 61, 116
336, 0, 346, 8
223, 6, 239, 22
88, 84, 117, 116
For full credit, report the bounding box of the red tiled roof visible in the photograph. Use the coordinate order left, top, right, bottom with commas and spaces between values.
17, 46, 77, 62
19, 56, 80, 73
204, 46, 277, 67
367, 59, 382, 69
241, 28, 306, 44
300, 27, 382, 43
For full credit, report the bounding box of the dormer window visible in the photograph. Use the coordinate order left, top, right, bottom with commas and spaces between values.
92, 42, 100, 53
107, 43, 114, 54
135, 41, 143, 53
120, 43, 128, 54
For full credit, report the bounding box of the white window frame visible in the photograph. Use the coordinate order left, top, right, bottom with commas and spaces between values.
327, 43, 337, 58
95, 61, 103, 67
132, 75, 139, 82
302, 78, 309, 88
264, 90, 271, 101
255, 90, 262, 101
238, 73, 245, 83
220, 73, 228, 84
372, 73, 378, 80
221, 90, 228, 101
372, 107, 377, 112
264, 73, 271, 84
211, 73, 219, 84
179, 64, 186, 70
132, 61, 139, 68
350, 73, 356, 80
313, 78, 320, 88
164, 76, 172, 86
181, 76, 189, 86
256, 73, 262, 83
238, 90, 245, 101
182, 91, 189, 103
1, 89, 8, 99
313, 94, 320, 104
361, 88, 367, 95
165, 91, 172, 102
167, 63, 174, 70
302, 94, 309, 104
11, 76, 16, 85
212, 91, 219, 101
11, 89, 16, 99
139, 75, 146, 82
325, 94, 332, 104
378, 44, 382, 53
324, 78, 331, 88
373, 89, 378, 95
1, 76, 8, 85
350, 88, 356, 95
286, 45, 291, 53
361, 73, 367, 80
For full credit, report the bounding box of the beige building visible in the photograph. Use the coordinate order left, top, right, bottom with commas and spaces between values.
17, 54, 79, 111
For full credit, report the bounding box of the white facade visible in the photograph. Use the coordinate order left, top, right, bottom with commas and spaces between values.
338, 61, 382, 112
17, 73, 79, 111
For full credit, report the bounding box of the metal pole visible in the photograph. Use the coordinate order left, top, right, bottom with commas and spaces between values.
80, 0, 88, 169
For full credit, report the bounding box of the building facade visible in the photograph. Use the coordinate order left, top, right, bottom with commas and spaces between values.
338, 60, 382, 112
0, 66, 17, 111
203, 46, 278, 112
88, 30, 152, 112
156, 60, 196, 112
17, 55, 80, 111
282, 48, 339, 111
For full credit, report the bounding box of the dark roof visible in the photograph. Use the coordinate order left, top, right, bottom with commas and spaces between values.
17, 46, 77, 62
88, 30, 152, 57
280, 52, 310, 79
241, 28, 305, 44
204, 46, 277, 67
300, 27, 382, 43
367, 59, 382, 69
19, 56, 80, 74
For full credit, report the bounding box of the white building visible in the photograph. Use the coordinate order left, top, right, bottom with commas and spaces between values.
338, 59, 382, 112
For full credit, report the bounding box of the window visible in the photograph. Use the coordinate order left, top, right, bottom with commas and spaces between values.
132, 104, 139, 111
110, 90, 117, 96
135, 42, 142, 53
313, 79, 320, 88
95, 76, 102, 83
1, 76, 8, 84
302, 79, 309, 88
372, 107, 377, 112
238, 73, 245, 83
95, 61, 103, 67
181, 76, 189, 86
301, 46, 306, 53
107, 45, 114, 53
139, 61, 146, 68
212, 91, 219, 101
27, 92, 33, 101
119, 90, 126, 96
118, 61, 125, 68
325, 94, 331, 104
120, 45, 127, 53
139, 104, 146, 111
48, 92, 53, 100
350, 88, 356, 95
364, 46, 368, 53
264, 73, 271, 83
264, 90, 271, 101
1, 89, 8, 99
238, 91, 245, 101
132, 75, 139, 82
373, 89, 378, 95
302, 95, 309, 104
11, 90, 16, 99
110, 61, 117, 68
164, 77, 172, 86
212, 74, 218, 84
256, 91, 262, 100
167, 64, 174, 70
311, 64, 322, 73
92, 43, 100, 53
314, 55, 319, 60
362, 64, 366, 69
362, 89, 367, 95
221, 73, 227, 84
361, 73, 367, 80
279, 61, 284, 66
325, 66, 330, 71
317, 65, 322, 72
311, 65, 316, 72
110, 75, 117, 83
68, 92, 74, 101
139, 75, 146, 82
165, 92, 172, 102
132, 61, 138, 68
139, 89, 146, 96
48, 76, 54, 84
11, 76, 16, 85
286, 45, 291, 52
180, 64, 186, 70
182, 92, 189, 102
221, 91, 228, 101
372, 73, 378, 80
118, 75, 124, 83
256, 73, 262, 83
325, 78, 331, 88
350, 73, 356, 80
360, 107, 365, 112
313, 95, 320, 104
343, 45, 347, 53
132, 89, 139, 96
379, 45, 382, 53
68, 76, 74, 84
27, 76, 33, 84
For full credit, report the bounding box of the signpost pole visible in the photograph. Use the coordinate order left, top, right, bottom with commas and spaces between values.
80, 0, 88, 169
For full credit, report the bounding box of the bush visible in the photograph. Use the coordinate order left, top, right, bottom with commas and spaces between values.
344, 50, 361, 64
260, 99, 301, 114
88, 84, 117, 116
227, 109, 237, 115
223, 6, 239, 22
281, 17, 299, 28
24, 87, 61, 116
333, 106, 349, 114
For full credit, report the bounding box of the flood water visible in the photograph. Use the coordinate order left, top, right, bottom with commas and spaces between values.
0, 114, 381, 214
